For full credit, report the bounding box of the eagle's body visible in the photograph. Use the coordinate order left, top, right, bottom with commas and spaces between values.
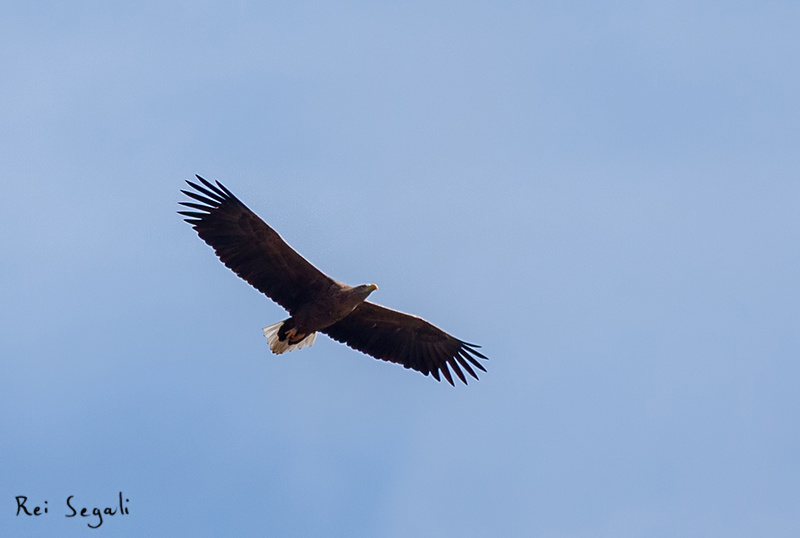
179, 176, 487, 385
264, 282, 377, 354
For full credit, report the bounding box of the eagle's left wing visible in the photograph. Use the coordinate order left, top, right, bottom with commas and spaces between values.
322, 301, 488, 385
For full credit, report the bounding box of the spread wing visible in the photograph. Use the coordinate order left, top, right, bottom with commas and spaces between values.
179, 175, 336, 313
322, 301, 488, 385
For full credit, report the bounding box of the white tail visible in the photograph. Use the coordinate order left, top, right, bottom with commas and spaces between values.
262, 321, 317, 354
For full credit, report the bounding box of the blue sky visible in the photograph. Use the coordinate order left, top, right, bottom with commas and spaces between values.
2, 1, 799, 536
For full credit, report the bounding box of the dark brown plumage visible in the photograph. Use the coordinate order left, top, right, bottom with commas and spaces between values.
179, 175, 487, 385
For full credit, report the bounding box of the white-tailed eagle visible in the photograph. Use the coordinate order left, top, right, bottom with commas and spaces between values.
179, 176, 487, 385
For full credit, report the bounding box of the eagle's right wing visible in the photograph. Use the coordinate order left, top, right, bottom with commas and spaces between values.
179, 175, 336, 313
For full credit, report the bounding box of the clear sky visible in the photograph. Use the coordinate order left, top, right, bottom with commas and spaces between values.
2, 2, 798, 536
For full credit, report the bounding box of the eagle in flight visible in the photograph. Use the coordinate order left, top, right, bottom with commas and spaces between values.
179, 176, 487, 385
